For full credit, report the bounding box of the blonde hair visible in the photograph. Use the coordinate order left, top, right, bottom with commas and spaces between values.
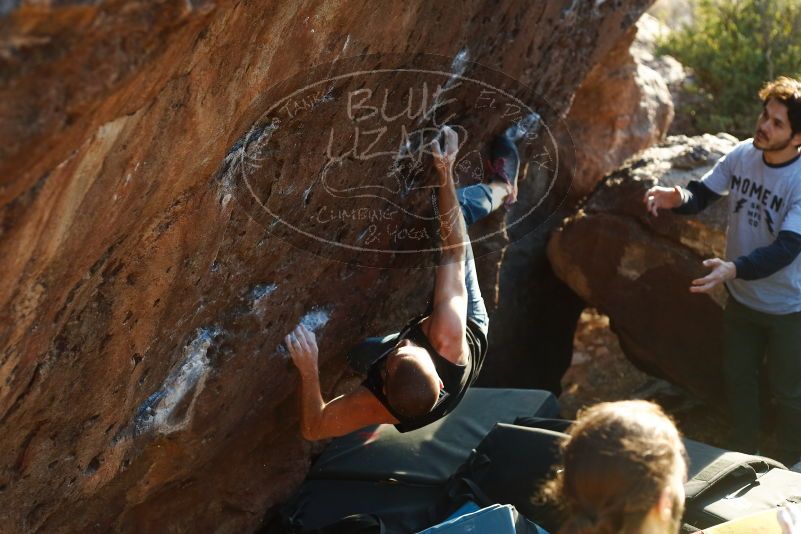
540, 400, 687, 534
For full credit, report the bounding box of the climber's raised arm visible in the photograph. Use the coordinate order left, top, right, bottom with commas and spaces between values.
424, 126, 469, 365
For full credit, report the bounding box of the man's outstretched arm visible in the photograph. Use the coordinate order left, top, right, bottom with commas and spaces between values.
645, 145, 735, 216
286, 324, 398, 440
643, 181, 723, 216
426, 126, 468, 364
671, 181, 723, 214
690, 231, 801, 293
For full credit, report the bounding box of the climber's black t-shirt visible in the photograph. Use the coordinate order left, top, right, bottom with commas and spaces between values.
361, 315, 487, 433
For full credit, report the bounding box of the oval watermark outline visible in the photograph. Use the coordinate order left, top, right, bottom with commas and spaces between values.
237, 59, 572, 255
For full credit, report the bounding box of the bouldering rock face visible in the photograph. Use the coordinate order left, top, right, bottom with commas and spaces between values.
563, 13, 675, 199
547, 133, 739, 407
1, 1, 653, 532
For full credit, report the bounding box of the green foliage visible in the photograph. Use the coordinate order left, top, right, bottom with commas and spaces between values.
657, 0, 801, 137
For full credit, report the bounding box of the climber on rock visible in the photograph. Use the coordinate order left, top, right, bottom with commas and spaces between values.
286, 122, 528, 440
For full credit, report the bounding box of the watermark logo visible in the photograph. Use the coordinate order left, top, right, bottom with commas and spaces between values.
221, 53, 574, 267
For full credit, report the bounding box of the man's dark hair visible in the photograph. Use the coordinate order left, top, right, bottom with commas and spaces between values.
385, 352, 439, 419
540, 400, 687, 534
759, 76, 801, 137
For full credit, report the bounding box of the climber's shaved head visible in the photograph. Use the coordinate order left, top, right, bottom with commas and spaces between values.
384, 340, 440, 419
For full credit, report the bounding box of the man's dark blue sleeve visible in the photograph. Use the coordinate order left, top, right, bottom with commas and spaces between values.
671, 181, 723, 214
733, 231, 801, 280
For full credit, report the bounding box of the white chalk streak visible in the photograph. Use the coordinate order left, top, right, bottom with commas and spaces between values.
299, 308, 330, 333
250, 283, 278, 311
150, 327, 219, 434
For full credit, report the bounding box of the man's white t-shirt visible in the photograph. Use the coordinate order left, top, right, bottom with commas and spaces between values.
700, 138, 801, 314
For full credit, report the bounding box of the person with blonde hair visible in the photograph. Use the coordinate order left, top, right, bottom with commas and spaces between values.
541, 400, 687, 534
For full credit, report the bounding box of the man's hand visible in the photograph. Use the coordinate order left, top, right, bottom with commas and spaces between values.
690, 258, 736, 293
431, 125, 459, 176
643, 185, 684, 216
285, 324, 318, 379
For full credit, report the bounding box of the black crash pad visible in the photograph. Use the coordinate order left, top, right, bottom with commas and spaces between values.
308, 388, 559, 485
282, 479, 448, 532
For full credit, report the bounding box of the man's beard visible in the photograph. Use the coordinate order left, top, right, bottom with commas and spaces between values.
754, 130, 796, 152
